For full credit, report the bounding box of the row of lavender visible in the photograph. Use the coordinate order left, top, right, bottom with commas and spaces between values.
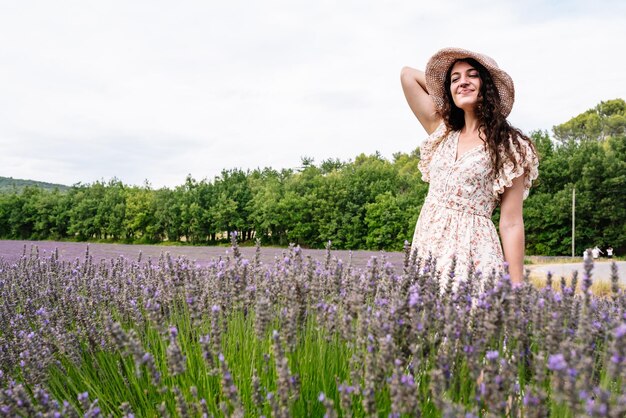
0, 239, 625, 416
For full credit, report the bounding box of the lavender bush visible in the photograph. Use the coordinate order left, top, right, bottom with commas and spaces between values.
0, 237, 625, 417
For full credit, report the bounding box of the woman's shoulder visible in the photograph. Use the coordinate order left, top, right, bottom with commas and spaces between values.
494, 134, 539, 199
499, 134, 538, 162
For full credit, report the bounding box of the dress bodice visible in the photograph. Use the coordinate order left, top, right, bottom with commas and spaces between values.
426, 129, 497, 218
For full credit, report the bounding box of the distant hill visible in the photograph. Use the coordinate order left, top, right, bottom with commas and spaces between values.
0, 176, 69, 192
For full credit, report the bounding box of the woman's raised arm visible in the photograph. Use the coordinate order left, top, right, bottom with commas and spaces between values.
400, 66, 440, 134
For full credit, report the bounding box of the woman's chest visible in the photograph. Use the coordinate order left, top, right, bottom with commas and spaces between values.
429, 133, 495, 194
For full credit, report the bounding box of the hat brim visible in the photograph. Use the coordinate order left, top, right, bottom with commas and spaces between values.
425, 47, 515, 117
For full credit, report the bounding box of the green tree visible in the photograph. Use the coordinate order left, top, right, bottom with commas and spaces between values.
248, 168, 289, 244
525, 101, 626, 255
278, 165, 320, 247
211, 169, 253, 241
124, 183, 158, 242
337, 153, 400, 249
553, 99, 626, 143
364, 192, 405, 250
101, 179, 126, 240
153, 187, 183, 242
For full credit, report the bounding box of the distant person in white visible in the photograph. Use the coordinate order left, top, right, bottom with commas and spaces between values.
607, 246, 614, 259
592, 246, 603, 259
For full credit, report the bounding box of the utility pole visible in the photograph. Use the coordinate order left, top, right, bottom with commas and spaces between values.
572, 187, 576, 258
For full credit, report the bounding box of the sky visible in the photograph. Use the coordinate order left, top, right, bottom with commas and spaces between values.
1, 0, 625, 188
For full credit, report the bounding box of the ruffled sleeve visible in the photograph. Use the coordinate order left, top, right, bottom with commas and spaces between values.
417, 122, 447, 183
493, 138, 539, 200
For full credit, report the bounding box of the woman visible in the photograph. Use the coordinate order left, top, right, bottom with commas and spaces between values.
400, 47, 538, 289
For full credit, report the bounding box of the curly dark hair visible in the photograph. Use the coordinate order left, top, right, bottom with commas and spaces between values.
439, 58, 537, 186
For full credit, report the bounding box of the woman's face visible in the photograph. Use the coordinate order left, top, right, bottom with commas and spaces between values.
449, 60, 482, 111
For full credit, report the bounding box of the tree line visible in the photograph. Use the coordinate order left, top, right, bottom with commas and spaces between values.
0, 99, 624, 255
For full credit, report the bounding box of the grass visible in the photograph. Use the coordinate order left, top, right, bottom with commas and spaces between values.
42, 306, 364, 417
39, 296, 611, 417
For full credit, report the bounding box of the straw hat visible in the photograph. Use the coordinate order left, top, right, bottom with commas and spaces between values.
425, 47, 515, 117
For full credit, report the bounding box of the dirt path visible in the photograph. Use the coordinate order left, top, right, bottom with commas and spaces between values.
526, 260, 626, 283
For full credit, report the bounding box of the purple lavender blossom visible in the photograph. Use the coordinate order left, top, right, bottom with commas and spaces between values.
169, 326, 178, 338
615, 323, 626, 339
547, 354, 567, 371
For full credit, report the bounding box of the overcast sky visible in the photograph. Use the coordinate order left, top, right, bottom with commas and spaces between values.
1, 0, 625, 188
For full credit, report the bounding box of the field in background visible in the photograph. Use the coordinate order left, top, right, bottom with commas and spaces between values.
2, 239, 624, 285
0, 239, 404, 270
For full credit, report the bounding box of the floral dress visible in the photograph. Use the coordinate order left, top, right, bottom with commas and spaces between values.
411, 122, 538, 290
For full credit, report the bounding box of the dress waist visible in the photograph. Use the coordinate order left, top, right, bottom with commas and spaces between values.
424, 195, 493, 219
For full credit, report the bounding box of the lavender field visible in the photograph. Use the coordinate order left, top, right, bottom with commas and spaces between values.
1, 238, 625, 417
0, 240, 405, 270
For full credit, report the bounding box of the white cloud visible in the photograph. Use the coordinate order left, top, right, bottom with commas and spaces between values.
0, 0, 624, 187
